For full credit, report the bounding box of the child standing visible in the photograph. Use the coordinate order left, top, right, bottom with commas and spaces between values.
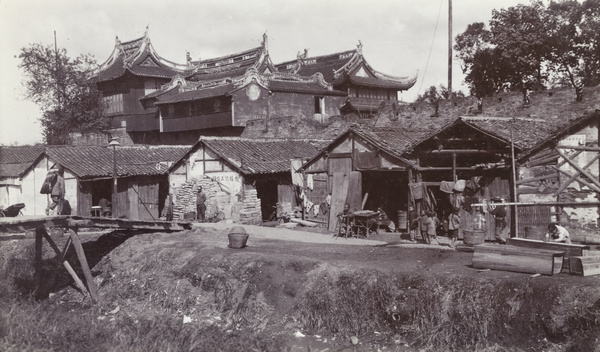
418, 210, 431, 244
426, 211, 438, 244
448, 207, 461, 248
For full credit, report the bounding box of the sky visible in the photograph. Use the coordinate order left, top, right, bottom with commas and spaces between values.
0, 0, 527, 146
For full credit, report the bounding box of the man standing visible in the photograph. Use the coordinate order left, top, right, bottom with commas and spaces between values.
489, 197, 507, 244
196, 186, 207, 222
45, 165, 65, 216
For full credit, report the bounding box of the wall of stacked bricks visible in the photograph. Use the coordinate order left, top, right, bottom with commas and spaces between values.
171, 176, 262, 224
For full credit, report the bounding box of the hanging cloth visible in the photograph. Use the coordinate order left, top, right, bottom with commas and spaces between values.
440, 181, 455, 194
409, 182, 423, 200
291, 159, 304, 187
453, 179, 466, 192
306, 174, 314, 190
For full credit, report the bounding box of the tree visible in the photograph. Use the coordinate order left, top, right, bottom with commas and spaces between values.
455, 0, 600, 100
18, 44, 109, 144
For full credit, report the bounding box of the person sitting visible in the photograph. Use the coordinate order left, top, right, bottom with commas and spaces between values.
98, 197, 112, 217
376, 206, 396, 233
337, 203, 354, 237
545, 223, 571, 244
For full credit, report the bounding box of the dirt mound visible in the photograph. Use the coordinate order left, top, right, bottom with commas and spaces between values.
2, 226, 600, 351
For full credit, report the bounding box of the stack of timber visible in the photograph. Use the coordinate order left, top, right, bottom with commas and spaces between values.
569, 256, 600, 276
472, 244, 565, 275
507, 238, 590, 271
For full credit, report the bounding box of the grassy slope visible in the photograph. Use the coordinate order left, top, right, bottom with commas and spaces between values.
1, 228, 599, 351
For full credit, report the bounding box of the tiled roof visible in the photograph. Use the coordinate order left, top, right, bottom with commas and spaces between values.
0, 145, 45, 178
199, 137, 330, 175
334, 73, 417, 90
154, 84, 234, 105
461, 116, 561, 151
46, 145, 189, 179
277, 50, 356, 83
268, 80, 346, 96
189, 47, 264, 81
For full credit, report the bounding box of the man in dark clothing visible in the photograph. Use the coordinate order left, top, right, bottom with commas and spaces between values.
489, 197, 507, 244
45, 165, 65, 216
196, 186, 207, 222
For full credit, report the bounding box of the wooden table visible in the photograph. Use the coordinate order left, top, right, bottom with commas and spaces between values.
352, 210, 379, 237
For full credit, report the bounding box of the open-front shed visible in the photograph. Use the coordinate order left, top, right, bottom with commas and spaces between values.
516, 110, 600, 240
39, 145, 188, 220
167, 137, 329, 223
300, 124, 420, 231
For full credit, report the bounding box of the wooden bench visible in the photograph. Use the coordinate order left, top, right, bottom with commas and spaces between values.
569, 256, 600, 276
507, 238, 590, 271
472, 244, 565, 276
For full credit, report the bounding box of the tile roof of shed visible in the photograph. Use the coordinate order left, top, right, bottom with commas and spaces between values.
46, 145, 189, 179
193, 137, 331, 175
0, 145, 45, 178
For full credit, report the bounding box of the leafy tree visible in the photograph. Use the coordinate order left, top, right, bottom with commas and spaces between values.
489, 1, 549, 89
455, 0, 600, 100
18, 44, 109, 144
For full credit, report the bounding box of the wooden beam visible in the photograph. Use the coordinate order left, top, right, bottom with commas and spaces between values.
557, 145, 600, 152
516, 174, 559, 185
34, 228, 43, 299
555, 149, 600, 189
41, 230, 88, 297
68, 229, 99, 303
553, 167, 600, 193
417, 149, 511, 154
552, 153, 600, 195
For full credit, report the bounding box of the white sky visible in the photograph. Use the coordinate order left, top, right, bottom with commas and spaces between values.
0, 0, 526, 146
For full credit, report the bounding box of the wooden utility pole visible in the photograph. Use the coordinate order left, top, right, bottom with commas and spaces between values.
448, 0, 452, 99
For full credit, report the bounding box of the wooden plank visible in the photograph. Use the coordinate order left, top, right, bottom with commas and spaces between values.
556, 145, 600, 152
346, 171, 362, 212
68, 229, 99, 303
569, 256, 600, 276
516, 174, 559, 185
34, 228, 43, 298
472, 244, 565, 276
0, 216, 192, 234
507, 238, 590, 258
507, 238, 590, 271
328, 172, 349, 232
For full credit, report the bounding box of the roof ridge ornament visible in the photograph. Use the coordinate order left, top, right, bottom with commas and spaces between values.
262, 32, 268, 53
357, 40, 363, 55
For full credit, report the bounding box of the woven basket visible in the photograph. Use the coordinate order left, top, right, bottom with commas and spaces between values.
228, 226, 249, 248
463, 230, 486, 246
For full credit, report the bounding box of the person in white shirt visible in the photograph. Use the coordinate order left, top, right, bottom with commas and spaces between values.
545, 223, 571, 244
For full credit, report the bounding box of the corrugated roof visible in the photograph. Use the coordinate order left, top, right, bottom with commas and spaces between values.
199, 137, 330, 175
0, 145, 45, 178
46, 145, 189, 179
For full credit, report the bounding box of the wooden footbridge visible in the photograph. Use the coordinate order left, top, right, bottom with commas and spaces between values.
0, 216, 192, 303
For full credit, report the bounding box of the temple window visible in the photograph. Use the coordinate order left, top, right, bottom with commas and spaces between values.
103, 94, 123, 114
314, 96, 324, 114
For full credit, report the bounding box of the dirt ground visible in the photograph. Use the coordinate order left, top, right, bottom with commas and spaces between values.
3, 220, 600, 351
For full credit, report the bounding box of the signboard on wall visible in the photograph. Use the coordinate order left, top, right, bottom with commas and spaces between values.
208, 172, 242, 195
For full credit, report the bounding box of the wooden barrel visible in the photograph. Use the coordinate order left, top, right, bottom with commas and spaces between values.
463, 230, 486, 246
397, 211, 407, 230
228, 226, 249, 249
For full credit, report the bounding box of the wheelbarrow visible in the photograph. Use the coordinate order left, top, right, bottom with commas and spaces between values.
0, 203, 25, 217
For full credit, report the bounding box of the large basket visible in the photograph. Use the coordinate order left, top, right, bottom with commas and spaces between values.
463, 230, 486, 246
228, 226, 249, 249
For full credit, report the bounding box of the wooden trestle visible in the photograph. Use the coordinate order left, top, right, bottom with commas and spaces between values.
0, 216, 192, 302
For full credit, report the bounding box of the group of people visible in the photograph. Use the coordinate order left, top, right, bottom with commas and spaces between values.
408, 207, 461, 247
